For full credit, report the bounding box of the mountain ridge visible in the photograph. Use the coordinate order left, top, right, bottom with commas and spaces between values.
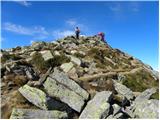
1, 35, 159, 119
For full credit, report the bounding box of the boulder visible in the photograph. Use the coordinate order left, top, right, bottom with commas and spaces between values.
60, 62, 74, 73
79, 91, 112, 119
133, 99, 159, 118
18, 84, 48, 110
54, 51, 60, 56
135, 88, 157, 102
30, 51, 36, 56
71, 50, 77, 54
69, 55, 81, 66
40, 50, 53, 61
25, 67, 38, 80
43, 77, 85, 112
68, 67, 78, 79
31, 41, 46, 50
113, 81, 134, 100
10, 108, 68, 119
49, 68, 89, 100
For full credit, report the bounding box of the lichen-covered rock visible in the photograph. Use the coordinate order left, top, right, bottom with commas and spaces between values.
79, 91, 112, 119
49, 68, 89, 100
113, 81, 134, 100
18, 84, 48, 110
43, 77, 85, 112
31, 41, 46, 50
135, 88, 157, 102
60, 62, 74, 73
40, 50, 53, 61
69, 55, 81, 66
133, 99, 159, 118
10, 108, 68, 119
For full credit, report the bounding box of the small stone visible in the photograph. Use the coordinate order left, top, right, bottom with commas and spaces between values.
40, 50, 53, 61
54, 51, 60, 56
70, 55, 81, 66
60, 62, 74, 73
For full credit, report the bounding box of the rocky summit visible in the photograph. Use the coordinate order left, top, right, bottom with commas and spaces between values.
1, 35, 159, 119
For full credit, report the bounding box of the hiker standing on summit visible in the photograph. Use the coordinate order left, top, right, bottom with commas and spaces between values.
75, 27, 80, 39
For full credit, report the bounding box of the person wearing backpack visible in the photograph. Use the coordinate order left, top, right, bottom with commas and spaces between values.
98, 32, 105, 42
75, 27, 80, 39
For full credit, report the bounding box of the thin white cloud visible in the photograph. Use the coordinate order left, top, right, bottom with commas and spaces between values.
14, 1, 31, 7
3, 22, 49, 39
3, 22, 33, 35
109, 3, 122, 12
0, 37, 5, 42
66, 19, 77, 26
52, 30, 74, 39
130, 2, 140, 12
65, 19, 88, 32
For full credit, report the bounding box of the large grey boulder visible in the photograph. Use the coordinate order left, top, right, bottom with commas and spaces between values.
113, 81, 134, 100
40, 50, 53, 61
10, 108, 68, 119
79, 91, 112, 119
43, 77, 85, 112
133, 99, 159, 118
49, 68, 89, 100
135, 88, 157, 102
60, 62, 74, 73
18, 84, 48, 110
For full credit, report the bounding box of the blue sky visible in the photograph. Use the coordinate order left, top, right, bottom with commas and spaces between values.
1, 1, 159, 70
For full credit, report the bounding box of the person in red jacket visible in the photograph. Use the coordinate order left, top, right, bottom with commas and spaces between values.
98, 32, 105, 42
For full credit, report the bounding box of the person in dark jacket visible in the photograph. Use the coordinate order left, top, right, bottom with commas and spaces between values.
75, 27, 80, 39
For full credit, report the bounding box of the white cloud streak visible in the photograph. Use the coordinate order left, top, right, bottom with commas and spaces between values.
65, 19, 88, 32
52, 30, 74, 39
109, 3, 122, 12
14, 1, 31, 7
3, 22, 49, 39
66, 19, 77, 26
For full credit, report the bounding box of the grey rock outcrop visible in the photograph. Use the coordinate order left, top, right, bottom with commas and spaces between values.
18, 84, 48, 110
43, 77, 85, 112
79, 91, 112, 119
60, 62, 74, 73
69, 55, 81, 66
31, 41, 46, 50
10, 108, 68, 119
133, 99, 159, 118
40, 50, 53, 61
135, 88, 157, 102
113, 81, 134, 100
49, 68, 89, 100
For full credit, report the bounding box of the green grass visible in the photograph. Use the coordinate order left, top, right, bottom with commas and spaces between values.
31, 52, 70, 73
122, 69, 159, 92
150, 90, 159, 100
73, 52, 85, 58
1, 54, 22, 63
87, 48, 118, 69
